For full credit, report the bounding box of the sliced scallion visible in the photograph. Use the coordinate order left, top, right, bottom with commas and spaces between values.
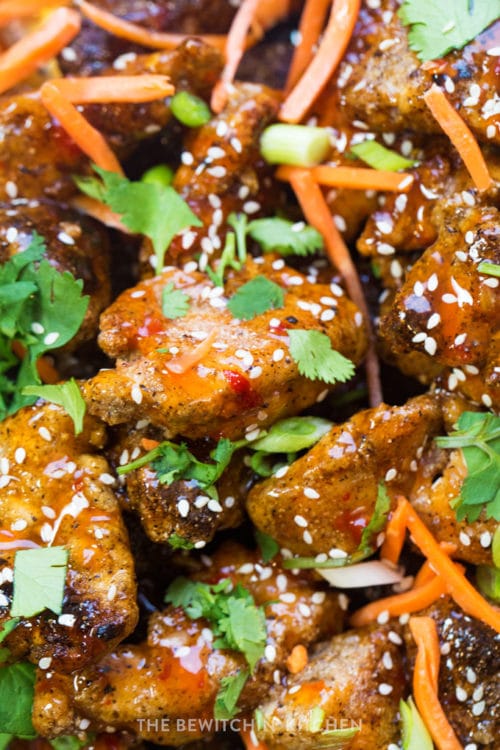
141, 164, 174, 187
400, 696, 433, 750
170, 91, 211, 127
477, 565, 500, 602
350, 140, 416, 171
260, 124, 331, 166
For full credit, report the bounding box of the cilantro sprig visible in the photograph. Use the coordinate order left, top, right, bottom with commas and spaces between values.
227, 276, 285, 320
11, 547, 68, 618
22, 379, 86, 435
399, 0, 500, 62
165, 578, 267, 672
0, 234, 89, 421
161, 282, 191, 319
0, 662, 36, 737
288, 330, 355, 385
436, 411, 500, 521
75, 166, 202, 271
214, 669, 250, 720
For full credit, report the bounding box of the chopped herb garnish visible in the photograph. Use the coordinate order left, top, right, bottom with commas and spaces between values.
357, 483, 391, 558
350, 141, 416, 171
399, 0, 500, 62
206, 232, 241, 287
0, 619, 19, 645
476, 565, 500, 603
141, 164, 174, 187
288, 330, 355, 385
249, 416, 332, 454
255, 530, 280, 563
168, 533, 195, 550
50, 736, 95, 750
214, 669, 250, 720
11, 546, 68, 618
260, 124, 331, 166
22, 378, 86, 435
246, 217, 323, 256
477, 261, 500, 278
161, 282, 191, 319
75, 166, 202, 271
436, 411, 500, 521
170, 91, 211, 128
227, 276, 285, 320
117, 437, 238, 500
165, 578, 266, 670
0, 661, 36, 737
0, 233, 88, 422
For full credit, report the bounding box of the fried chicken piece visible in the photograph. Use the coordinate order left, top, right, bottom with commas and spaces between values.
142, 82, 281, 268
255, 624, 406, 750
380, 206, 500, 409
111, 427, 247, 546
0, 40, 222, 202
0, 402, 137, 672
84, 256, 368, 439
0, 200, 110, 349
405, 598, 500, 748
247, 394, 441, 557
337, 0, 500, 145
33, 542, 344, 743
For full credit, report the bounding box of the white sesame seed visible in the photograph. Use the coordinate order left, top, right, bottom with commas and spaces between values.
427, 312, 441, 329
456, 686, 468, 702
304, 487, 319, 499
480, 531, 492, 548
464, 744, 478, 750
472, 700, 485, 716
378, 683, 393, 695
275, 465, 289, 479
243, 201, 260, 214
377, 242, 395, 256
382, 651, 393, 670
272, 348, 285, 362
177, 499, 190, 517
298, 602, 311, 617
43, 332, 60, 347
385, 468, 397, 482
58, 613, 76, 627
38, 657, 52, 670
320, 309, 335, 322
481, 393, 493, 408
57, 231, 75, 246
424, 336, 437, 356
6, 227, 18, 243
224, 495, 235, 508
328, 548, 348, 559
208, 499, 223, 513
388, 631, 402, 645
38, 427, 52, 442
294, 514, 308, 528
99, 473, 115, 486
312, 591, 326, 604
377, 610, 390, 624
280, 592, 296, 603
264, 644, 277, 662
466, 668, 477, 684
303, 530, 313, 544
459, 531, 471, 546
5, 181, 18, 199
131, 384, 143, 404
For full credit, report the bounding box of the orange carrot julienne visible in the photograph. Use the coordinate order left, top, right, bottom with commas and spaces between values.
423, 84, 493, 192
277, 164, 414, 192
410, 616, 462, 750
284, 166, 382, 408
11, 341, 60, 385
0, 7, 81, 95
240, 729, 269, 750
402, 497, 500, 633
286, 644, 308, 674
285, 0, 331, 94
40, 81, 123, 174
165, 330, 217, 375
77, 0, 227, 52
280, 0, 361, 123
380, 497, 408, 565
49, 75, 174, 103
349, 574, 448, 628
141, 438, 160, 451
70, 196, 130, 232
413, 543, 457, 587
0, 0, 68, 27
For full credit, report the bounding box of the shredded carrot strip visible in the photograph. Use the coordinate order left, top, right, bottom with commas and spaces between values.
40, 81, 123, 174
286, 644, 308, 674
0, 7, 81, 95
285, 0, 331, 94
283, 166, 382, 407
402, 497, 500, 633
423, 84, 493, 192
70, 196, 130, 232
240, 729, 269, 750
380, 498, 408, 565
211, 0, 260, 112
413, 543, 457, 587
50, 75, 174, 103
349, 574, 448, 627
277, 164, 414, 192
11, 341, 60, 385
280, 0, 361, 123
165, 330, 217, 375
410, 616, 463, 750
77, 0, 227, 52
141, 438, 160, 451
0, 0, 68, 27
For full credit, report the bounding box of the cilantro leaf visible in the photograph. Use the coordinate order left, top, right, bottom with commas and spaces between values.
227, 276, 285, 320
75, 167, 202, 271
168, 533, 195, 550
0, 734, 12, 750
50, 736, 96, 750
0, 662, 36, 737
350, 141, 416, 171
399, 0, 500, 61
0, 234, 88, 421
0, 619, 20, 644
206, 232, 241, 287
357, 483, 391, 557
255, 530, 279, 563
22, 379, 86, 435
247, 217, 324, 256
436, 411, 500, 521
117, 437, 238, 499
478, 261, 500, 278
161, 282, 191, 319
11, 547, 68, 618
165, 578, 266, 670
288, 330, 355, 385
214, 670, 249, 720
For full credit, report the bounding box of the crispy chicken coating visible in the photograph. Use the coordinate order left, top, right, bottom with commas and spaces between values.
247, 394, 441, 557
33, 542, 344, 743
84, 256, 368, 438
0, 402, 137, 672
255, 624, 406, 750
0, 200, 110, 349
